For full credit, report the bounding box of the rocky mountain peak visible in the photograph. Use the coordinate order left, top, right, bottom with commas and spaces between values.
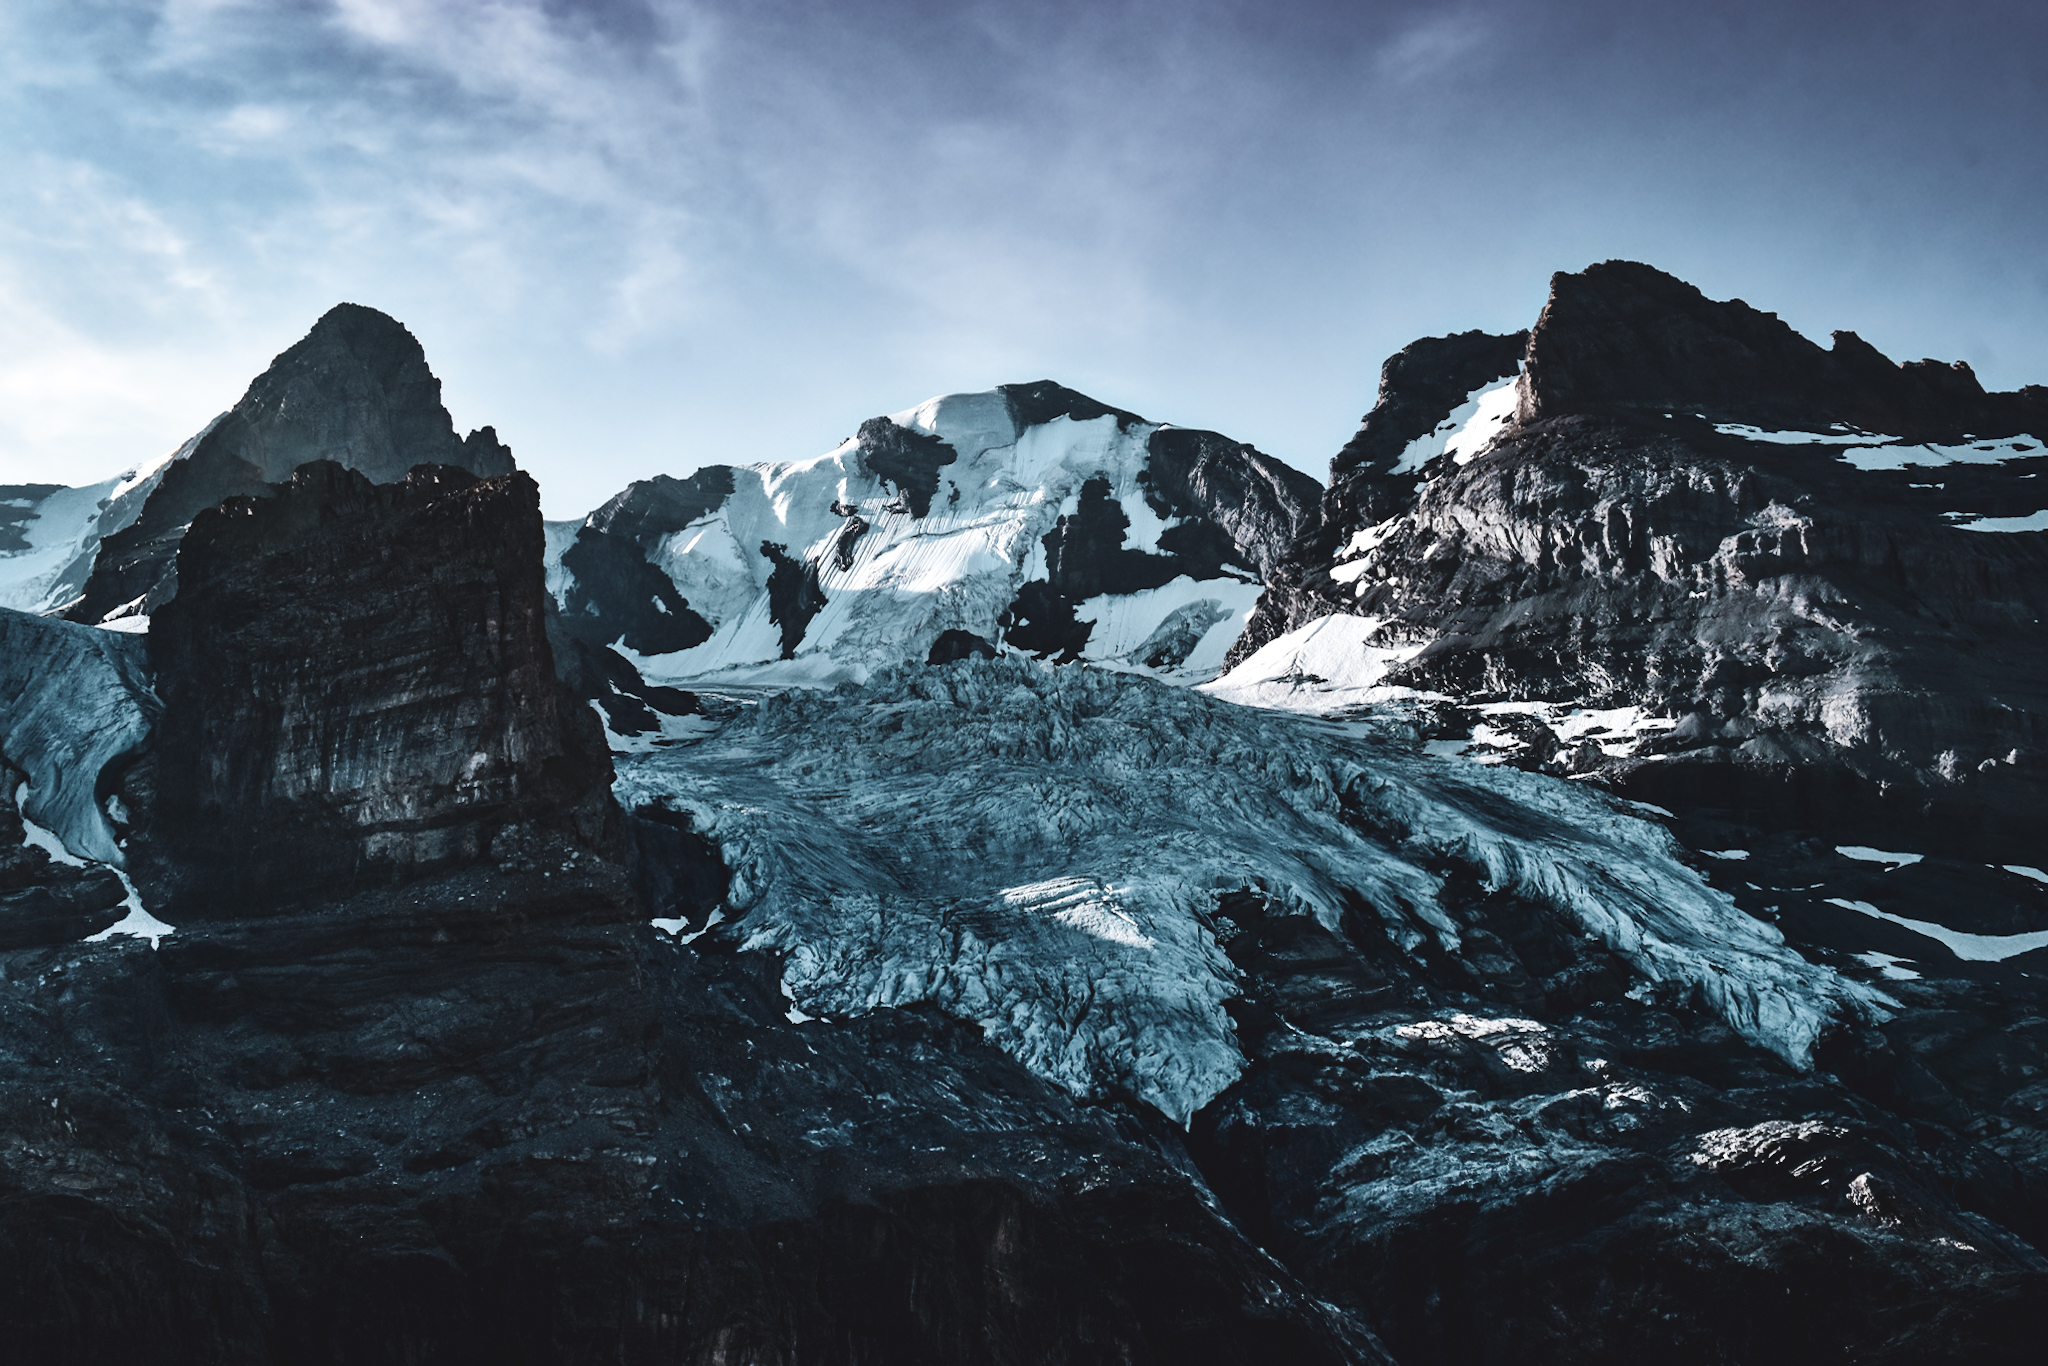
1518, 259, 2044, 438
64, 304, 517, 625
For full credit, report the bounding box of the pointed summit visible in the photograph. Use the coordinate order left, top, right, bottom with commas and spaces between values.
67, 304, 516, 624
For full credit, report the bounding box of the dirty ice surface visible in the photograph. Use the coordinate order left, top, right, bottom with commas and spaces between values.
619, 659, 1884, 1127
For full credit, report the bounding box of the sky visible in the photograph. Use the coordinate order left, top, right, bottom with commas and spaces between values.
3, 0, 2045, 517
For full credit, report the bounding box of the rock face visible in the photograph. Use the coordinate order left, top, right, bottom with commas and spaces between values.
1234, 260, 2048, 853
7, 282, 2048, 1362
143, 461, 615, 916
64, 303, 516, 626
551, 381, 1320, 687
1516, 259, 2048, 436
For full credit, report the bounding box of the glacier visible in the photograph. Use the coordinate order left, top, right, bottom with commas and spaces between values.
617, 657, 1886, 1126
0, 607, 158, 866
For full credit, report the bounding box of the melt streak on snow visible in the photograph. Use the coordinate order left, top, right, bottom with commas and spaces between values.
619, 659, 1885, 1126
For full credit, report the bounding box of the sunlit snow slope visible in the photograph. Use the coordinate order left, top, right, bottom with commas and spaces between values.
550, 383, 1318, 692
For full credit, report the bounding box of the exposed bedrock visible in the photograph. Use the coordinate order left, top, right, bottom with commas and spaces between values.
67, 303, 517, 625
1518, 259, 2048, 436
143, 460, 618, 916
1236, 262, 2048, 852
855, 414, 957, 517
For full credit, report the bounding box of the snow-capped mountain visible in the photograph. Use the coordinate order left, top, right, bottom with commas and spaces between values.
548, 381, 1320, 691
3, 274, 2046, 1362
1228, 261, 2048, 857
0, 304, 514, 627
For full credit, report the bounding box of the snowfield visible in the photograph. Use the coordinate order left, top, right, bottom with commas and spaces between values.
555, 389, 1294, 690
618, 658, 1886, 1126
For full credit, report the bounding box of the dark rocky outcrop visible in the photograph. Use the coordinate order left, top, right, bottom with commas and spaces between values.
855, 415, 957, 518
555, 468, 733, 659
584, 467, 738, 544
1000, 441, 1318, 662
545, 601, 702, 738
1518, 260, 2048, 438
760, 539, 828, 659
927, 628, 999, 664
997, 379, 1146, 433
66, 304, 517, 625
1235, 261, 2048, 853
143, 461, 617, 917
1193, 876, 2048, 1366
1143, 427, 1323, 579
559, 526, 714, 655
0, 484, 61, 554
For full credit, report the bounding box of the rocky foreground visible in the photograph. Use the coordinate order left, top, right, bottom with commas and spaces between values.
2, 268, 2046, 1362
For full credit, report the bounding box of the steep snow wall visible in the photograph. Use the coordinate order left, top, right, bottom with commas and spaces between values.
618, 659, 1885, 1125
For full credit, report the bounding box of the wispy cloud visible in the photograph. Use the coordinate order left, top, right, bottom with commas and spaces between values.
0, 0, 2044, 517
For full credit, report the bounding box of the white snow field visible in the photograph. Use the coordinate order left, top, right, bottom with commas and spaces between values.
0, 419, 218, 616
557, 391, 1284, 690
619, 658, 1885, 1126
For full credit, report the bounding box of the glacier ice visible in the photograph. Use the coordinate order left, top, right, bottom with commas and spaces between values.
618, 658, 1886, 1126
0, 608, 158, 865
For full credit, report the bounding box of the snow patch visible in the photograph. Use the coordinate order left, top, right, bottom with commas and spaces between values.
84, 867, 175, 946
1393, 375, 1521, 474
1836, 845, 1923, 870
1953, 509, 2048, 533
1202, 613, 1424, 713
1852, 951, 1922, 981
2001, 864, 2048, 884
1838, 435, 2043, 472
1713, 423, 1877, 446
1827, 898, 2048, 963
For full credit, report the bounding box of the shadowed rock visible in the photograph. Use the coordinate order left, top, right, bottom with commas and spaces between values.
67, 304, 517, 625
144, 461, 616, 916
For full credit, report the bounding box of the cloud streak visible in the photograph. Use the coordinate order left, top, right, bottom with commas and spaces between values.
1, 0, 2045, 515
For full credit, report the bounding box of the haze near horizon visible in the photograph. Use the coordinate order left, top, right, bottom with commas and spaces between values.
3, 0, 2044, 516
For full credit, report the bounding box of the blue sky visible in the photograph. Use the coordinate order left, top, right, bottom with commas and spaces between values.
4, 0, 2045, 515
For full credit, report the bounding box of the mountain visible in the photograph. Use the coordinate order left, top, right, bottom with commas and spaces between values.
1227, 261, 2048, 848
0, 303, 515, 625
4, 277, 2047, 1362
549, 381, 1321, 689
